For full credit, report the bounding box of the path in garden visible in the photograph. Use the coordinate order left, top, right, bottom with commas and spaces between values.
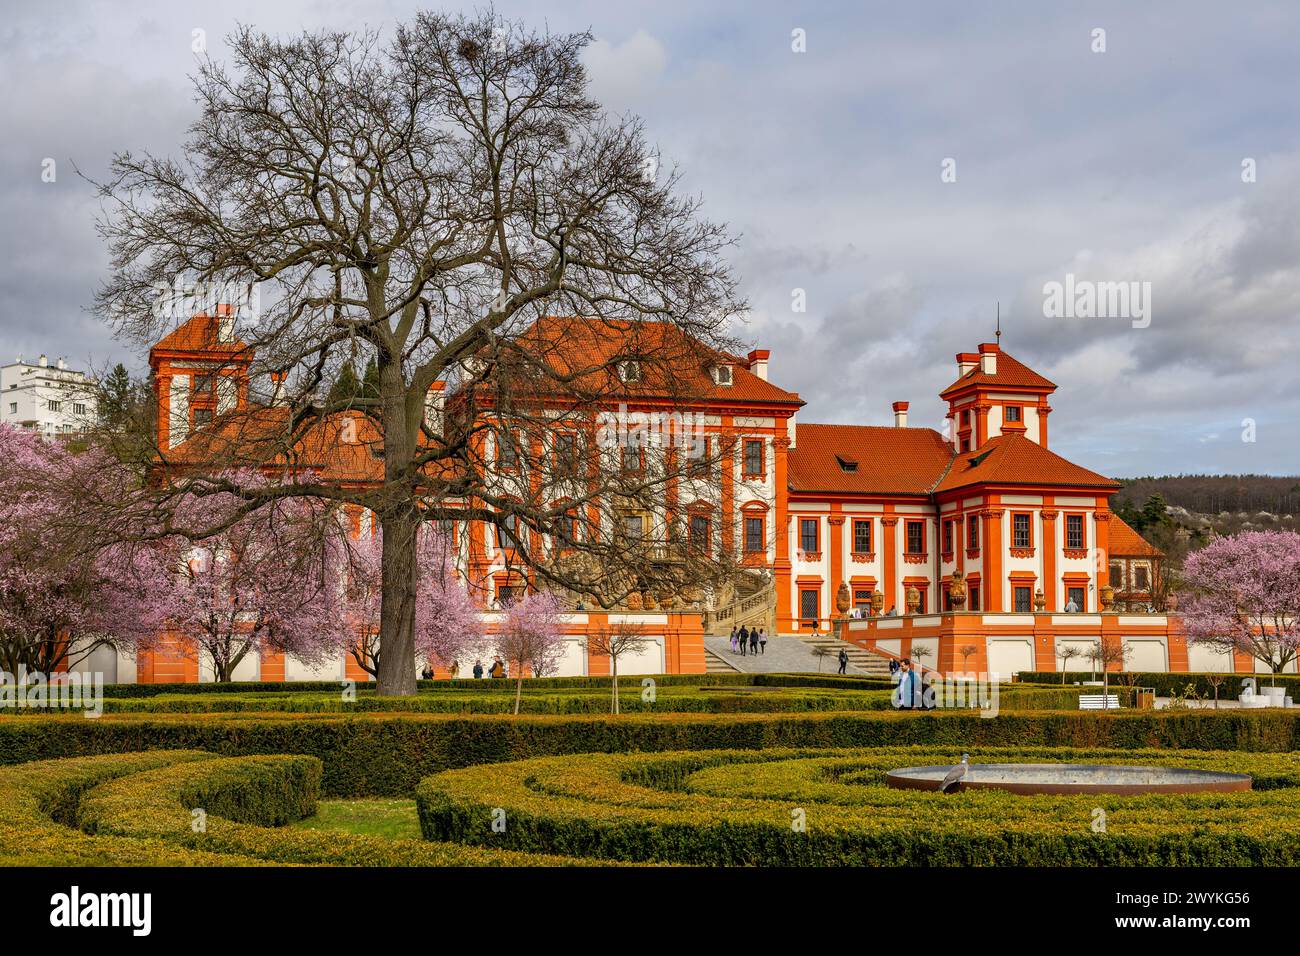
702, 633, 868, 675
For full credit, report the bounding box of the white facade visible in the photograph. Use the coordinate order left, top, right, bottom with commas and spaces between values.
0, 355, 97, 438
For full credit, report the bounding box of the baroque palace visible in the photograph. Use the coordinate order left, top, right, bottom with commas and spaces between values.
107, 308, 1237, 685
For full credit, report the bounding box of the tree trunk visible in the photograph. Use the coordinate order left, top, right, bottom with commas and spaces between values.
375, 355, 421, 698
612, 658, 619, 715
514, 669, 524, 715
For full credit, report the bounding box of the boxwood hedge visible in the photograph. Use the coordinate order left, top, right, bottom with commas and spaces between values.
3, 709, 1297, 797
416, 746, 1300, 865
78, 754, 578, 866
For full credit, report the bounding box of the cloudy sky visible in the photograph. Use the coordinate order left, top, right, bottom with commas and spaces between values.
4, 0, 1299, 476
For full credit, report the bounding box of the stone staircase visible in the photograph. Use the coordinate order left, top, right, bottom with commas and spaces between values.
703, 571, 776, 637
704, 648, 740, 674
795, 633, 893, 677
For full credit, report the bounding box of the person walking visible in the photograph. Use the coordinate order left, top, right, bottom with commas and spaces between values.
837, 648, 849, 675
730, 626, 739, 653
472, 660, 484, 680
738, 624, 749, 656
758, 628, 767, 655
449, 660, 460, 680
749, 629, 759, 655
420, 664, 434, 680
489, 658, 505, 679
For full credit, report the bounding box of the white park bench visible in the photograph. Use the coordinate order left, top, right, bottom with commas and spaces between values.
1078, 694, 1120, 710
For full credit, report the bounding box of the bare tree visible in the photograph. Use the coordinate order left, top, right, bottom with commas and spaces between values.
958, 644, 978, 675
89, 11, 744, 695
580, 621, 650, 714
1056, 644, 1084, 683
1085, 641, 1131, 709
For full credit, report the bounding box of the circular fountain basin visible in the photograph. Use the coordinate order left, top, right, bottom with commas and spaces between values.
885, 763, 1252, 795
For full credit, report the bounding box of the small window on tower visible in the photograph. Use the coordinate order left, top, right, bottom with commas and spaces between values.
1004, 405, 1022, 423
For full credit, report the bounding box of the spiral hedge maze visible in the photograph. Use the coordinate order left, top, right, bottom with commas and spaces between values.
415, 747, 1300, 866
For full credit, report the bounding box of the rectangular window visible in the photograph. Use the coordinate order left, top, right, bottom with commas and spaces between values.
1004, 405, 1021, 423
192, 408, 213, 426
497, 431, 519, 470
961, 409, 970, 426
744, 516, 764, 553
905, 520, 925, 555
853, 589, 871, 613
799, 519, 819, 554
622, 445, 643, 472
47, 399, 61, 412
689, 514, 711, 552
743, 439, 764, 477
1067, 586, 1086, 611
1134, 566, 1150, 590
496, 513, 519, 548
73, 402, 87, 416
497, 584, 516, 606
799, 589, 819, 627
7, 403, 14, 414
968, 585, 980, 611
194, 374, 214, 394
1013, 513, 1032, 549
852, 519, 872, 554
1066, 514, 1085, 550
436, 518, 456, 542
553, 432, 578, 477
687, 436, 712, 477
967, 517, 979, 550
1014, 585, 1033, 612
942, 519, 954, 555
1110, 562, 1124, 587
622, 514, 644, 542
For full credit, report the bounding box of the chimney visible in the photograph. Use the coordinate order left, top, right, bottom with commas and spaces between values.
746, 348, 770, 382
216, 303, 234, 343
56, 357, 66, 370
38, 354, 47, 367
978, 342, 999, 375
956, 352, 980, 378
892, 401, 909, 428
270, 371, 287, 405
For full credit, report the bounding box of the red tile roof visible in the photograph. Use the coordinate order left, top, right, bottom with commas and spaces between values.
1109, 515, 1164, 557
150, 313, 249, 359
503, 316, 803, 408
939, 349, 1056, 399
788, 424, 955, 496
933, 433, 1118, 494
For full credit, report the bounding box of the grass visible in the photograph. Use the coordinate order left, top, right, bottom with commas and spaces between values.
291, 798, 421, 840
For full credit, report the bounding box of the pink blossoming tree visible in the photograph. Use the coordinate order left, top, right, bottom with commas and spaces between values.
336, 524, 481, 682
159, 477, 347, 682
1179, 530, 1300, 677
492, 590, 566, 714
0, 425, 174, 677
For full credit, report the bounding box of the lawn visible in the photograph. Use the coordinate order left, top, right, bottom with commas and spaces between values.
291, 798, 421, 840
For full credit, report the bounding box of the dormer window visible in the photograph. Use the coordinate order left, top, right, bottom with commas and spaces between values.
712, 363, 734, 386
616, 360, 641, 383
1004, 405, 1022, 423
836, 455, 858, 473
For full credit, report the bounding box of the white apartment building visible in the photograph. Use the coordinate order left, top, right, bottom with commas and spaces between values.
0, 354, 98, 438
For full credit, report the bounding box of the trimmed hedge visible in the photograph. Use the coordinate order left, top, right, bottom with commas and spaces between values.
1020, 671, 1300, 698
78, 754, 577, 866
0, 750, 262, 866
4, 709, 1299, 797
416, 746, 1300, 865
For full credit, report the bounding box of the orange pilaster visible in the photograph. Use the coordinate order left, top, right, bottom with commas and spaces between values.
1041, 508, 1058, 611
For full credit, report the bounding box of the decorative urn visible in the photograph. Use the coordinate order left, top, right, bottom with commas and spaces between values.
904, 585, 920, 614
835, 582, 851, 615
1033, 588, 1046, 611
948, 570, 967, 609
871, 590, 885, 615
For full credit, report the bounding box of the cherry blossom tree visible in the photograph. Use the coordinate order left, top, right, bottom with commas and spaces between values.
492, 590, 566, 714
336, 524, 481, 682
0, 426, 174, 678
1179, 530, 1300, 676
160, 481, 347, 682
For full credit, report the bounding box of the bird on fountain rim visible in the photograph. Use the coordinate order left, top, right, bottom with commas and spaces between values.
940, 753, 970, 794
